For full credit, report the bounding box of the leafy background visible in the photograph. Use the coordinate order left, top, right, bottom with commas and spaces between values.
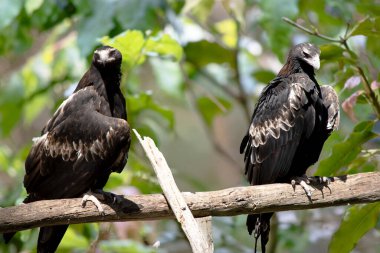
0, 0, 379, 252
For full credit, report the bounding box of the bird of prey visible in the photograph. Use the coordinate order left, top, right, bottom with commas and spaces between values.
3, 46, 131, 252
240, 42, 340, 253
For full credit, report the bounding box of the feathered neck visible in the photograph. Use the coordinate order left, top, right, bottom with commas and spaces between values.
74, 64, 122, 116
277, 56, 320, 95
75, 65, 121, 92
277, 57, 316, 80
98, 66, 122, 89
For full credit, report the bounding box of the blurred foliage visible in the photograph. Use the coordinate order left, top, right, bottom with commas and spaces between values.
0, 0, 379, 253
316, 121, 377, 176
329, 203, 380, 253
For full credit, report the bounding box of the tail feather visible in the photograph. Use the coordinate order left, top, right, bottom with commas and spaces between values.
37, 225, 69, 253
247, 213, 273, 253
2, 232, 16, 243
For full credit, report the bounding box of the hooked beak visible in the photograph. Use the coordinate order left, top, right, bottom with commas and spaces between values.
305, 54, 320, 70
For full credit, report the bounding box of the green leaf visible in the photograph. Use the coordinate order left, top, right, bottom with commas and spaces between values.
320, 44, 344, 61
329, 203, 380, 253
356, 92, 369, 104
298, 0, 344, 28
315, 121, 378, 176
103, 31, 182, 70
184, 40, 235, 68
126, 92, 174, 129
104, 173, 128, 190
0, 79, 24, 137
167, 0, 186, 13
32, 1, 76, 30
114, 0, 163, 31
347, 155, 378, 174
259, 0, 298, 59
150, 58, 184, 97
0, 0, 23, 29
0, 146, 11, 171
183, 0, 215, 23
223, 0, 246, 28
145, 34, 183, 61
25, 0, 44, 15
101, 30, 146, 69
350, 17, 380, 37
356, 2, 380, 16
252, 70, 276, 83
214, 19, 238, 48
196, 96, 232, 126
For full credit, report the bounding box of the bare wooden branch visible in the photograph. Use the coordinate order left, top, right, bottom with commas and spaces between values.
133, 129, 211, 253
196, 216, 214, 252
1, 172, 380, 234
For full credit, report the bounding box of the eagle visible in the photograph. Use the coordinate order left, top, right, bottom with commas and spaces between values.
3, 46, 131, 252
240, 43, 340, 253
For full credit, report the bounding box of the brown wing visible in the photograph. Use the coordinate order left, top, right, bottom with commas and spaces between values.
24, 87, 130, 199
320, 85, 340, 132
240, 75, 319, 185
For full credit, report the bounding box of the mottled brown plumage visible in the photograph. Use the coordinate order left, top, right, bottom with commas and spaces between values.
240, 43, 339, 253
4, 46, 130, 253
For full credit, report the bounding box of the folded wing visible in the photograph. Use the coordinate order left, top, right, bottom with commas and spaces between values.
240, 76, 318, 185
24, 87, 130, 199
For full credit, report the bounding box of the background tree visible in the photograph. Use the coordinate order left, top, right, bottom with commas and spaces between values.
0, 0, 379, 252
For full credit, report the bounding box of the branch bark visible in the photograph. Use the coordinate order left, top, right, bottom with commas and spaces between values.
1, 172, 380, 233
133, 130, 211, 253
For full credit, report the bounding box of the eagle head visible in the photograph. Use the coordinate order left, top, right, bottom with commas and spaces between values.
93, 46, 122, 69
291, 42, 321, 71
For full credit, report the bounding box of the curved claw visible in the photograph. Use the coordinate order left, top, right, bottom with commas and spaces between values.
291, 175, 313, 197
291, 175, 332, 197
81, 192, 105, 216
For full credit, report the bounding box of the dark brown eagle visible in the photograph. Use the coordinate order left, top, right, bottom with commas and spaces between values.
4, 46, 131, 252
240, 43, 339, 253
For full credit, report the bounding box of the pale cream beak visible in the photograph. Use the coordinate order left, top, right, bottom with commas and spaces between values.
305, 55, 320, 70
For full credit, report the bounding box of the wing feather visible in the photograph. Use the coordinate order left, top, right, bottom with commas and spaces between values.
320, 85, 340, 131
241, 76, 317, 185
24, 87, 130, 195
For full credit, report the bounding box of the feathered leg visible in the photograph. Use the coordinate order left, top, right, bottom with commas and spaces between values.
247, 213, 273, 253
2, 232, 16, 244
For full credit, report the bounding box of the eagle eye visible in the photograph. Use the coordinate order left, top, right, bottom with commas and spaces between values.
303, 51, 311, 58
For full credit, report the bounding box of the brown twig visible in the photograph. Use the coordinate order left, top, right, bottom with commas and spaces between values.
356, 66, 380, 118
282, 17, 341, 43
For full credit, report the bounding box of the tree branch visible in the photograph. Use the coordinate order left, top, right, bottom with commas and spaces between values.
282, 17, 341, 43
133, 130, 211, 253
1, 172, 379, 233
356, 66, 380, 118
